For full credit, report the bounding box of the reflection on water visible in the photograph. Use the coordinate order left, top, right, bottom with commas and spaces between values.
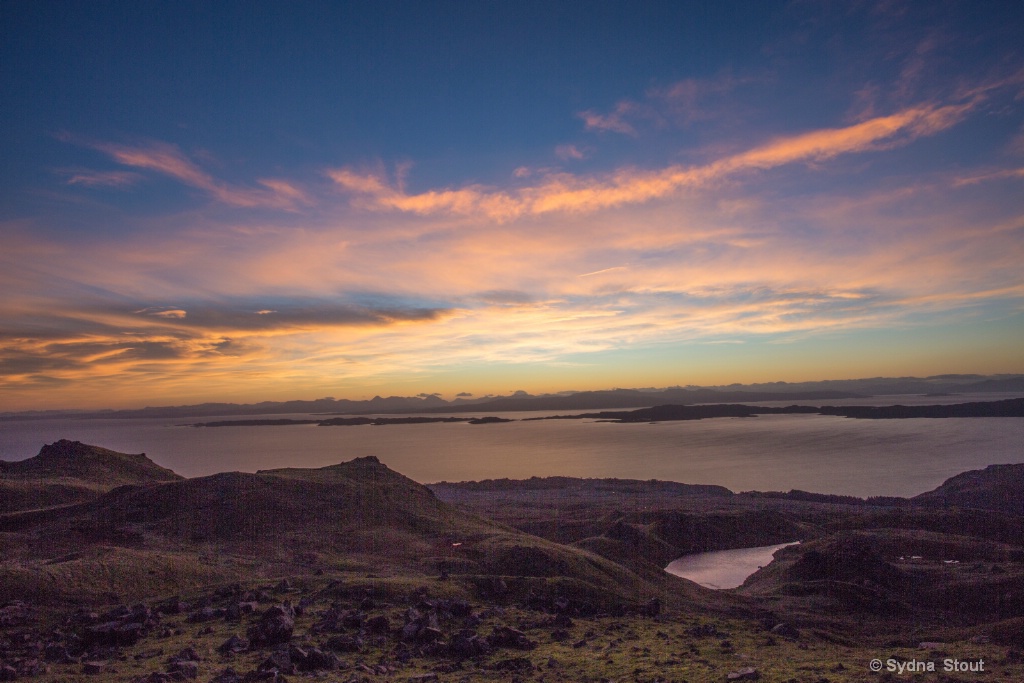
665, 542, 799, 589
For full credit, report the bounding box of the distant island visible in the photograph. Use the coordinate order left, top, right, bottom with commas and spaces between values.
184, 397, 1024, 427
5, 373, 1023, 420
187, 416, 514, 427
533, 397, 1024, 422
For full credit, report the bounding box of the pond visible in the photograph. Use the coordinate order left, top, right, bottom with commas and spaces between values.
665, 542, 799, 589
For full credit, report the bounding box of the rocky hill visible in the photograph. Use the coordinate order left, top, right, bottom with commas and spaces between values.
0, 449, 693, 617
913, 463, 1024, 515
736, 464, 1024, 630
0, 439, 182, 512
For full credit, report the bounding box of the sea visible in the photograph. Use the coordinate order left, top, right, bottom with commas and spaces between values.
2, 393, 1023, 498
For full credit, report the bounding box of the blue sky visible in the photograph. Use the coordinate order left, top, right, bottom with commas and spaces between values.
2, 1, 1023, 409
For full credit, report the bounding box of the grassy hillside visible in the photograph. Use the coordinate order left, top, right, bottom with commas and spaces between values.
4, 443, 1024, 681
914, 463, 1024, 515
0, 439, 182, 484
0, 451, 693, 617
0, 439, 183, 513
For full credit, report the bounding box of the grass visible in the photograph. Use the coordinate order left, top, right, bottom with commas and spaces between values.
0, 547, 243, 608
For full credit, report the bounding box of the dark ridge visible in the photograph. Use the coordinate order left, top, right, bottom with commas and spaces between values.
420, 388, 864, 413
467, 416, 513, 424
818, 397, 1024, 418
187, 418, 319, 427
913, 463, 1024, 515
186, 416, 515, 427
739, 490, 899, 506
429, 475, 732, 497
957, 377, 1024, 392
4, 374, 1020, 420
1, 439, 182, 484
0, 440, 184, 513
0, 448, 679, 615
0, 457, 456, 544
532, 397, 1024, 422
317, 416, 471, 426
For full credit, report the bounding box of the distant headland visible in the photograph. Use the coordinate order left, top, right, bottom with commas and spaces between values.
2, 373, 1022, 420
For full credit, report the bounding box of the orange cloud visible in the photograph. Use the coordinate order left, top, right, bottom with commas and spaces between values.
579, 266, 627, 278
330, 101, 975, 222
577, 103, 639, 135
71, 138, 312, 210
952, 168, 1024, 187
712, 102, 974, 173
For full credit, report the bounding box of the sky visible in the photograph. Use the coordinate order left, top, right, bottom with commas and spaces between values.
2, 0, 1023, 411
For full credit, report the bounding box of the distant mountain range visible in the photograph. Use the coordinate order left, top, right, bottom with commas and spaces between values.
3, 373, 1022, 420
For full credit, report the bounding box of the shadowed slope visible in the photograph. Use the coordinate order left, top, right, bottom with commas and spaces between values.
913, 463, 1024, 515
0, 450, 697, 613
0, 456, 485, 558
0, 439, 182, 512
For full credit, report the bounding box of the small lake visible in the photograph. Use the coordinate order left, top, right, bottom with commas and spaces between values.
665, 542, 799, 589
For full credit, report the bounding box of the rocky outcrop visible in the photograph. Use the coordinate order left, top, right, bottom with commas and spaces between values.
914, 464, 1024, 515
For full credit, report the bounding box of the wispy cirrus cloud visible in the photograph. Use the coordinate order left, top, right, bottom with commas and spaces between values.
59, 135, 312, 210
554, 144, 590, 161
712, 100, 973, 170
952, 168, 1024, 187
577, 75, 742, 135
330, 100, 976, 221
60, 169, 142, 188
577, 101, 640, 135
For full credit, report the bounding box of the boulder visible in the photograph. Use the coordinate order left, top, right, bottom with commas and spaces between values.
0, 602, 32, 628
207, 667, 242, 683
257, 649, 294, 675
130, 673, 172, 683
82, 660, 107, 675
323, 635, 363, 653
365, 615, 390, 634
166, 659, 199, 680
44, 643, 77, 663
217, 635, 249, 654
487, 626, 537, 650
84, 620, 145, 647
288, 645, 338, 672
247, 607, 294, 647
170, 647, 201, 663
449, 629, 491, 658
489, 656, 534, 672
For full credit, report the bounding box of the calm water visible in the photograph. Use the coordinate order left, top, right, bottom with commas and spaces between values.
1, 394, 1023, 497
665, 542, 800, 589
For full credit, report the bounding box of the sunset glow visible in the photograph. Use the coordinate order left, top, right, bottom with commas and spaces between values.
2, 1, 1023, 410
